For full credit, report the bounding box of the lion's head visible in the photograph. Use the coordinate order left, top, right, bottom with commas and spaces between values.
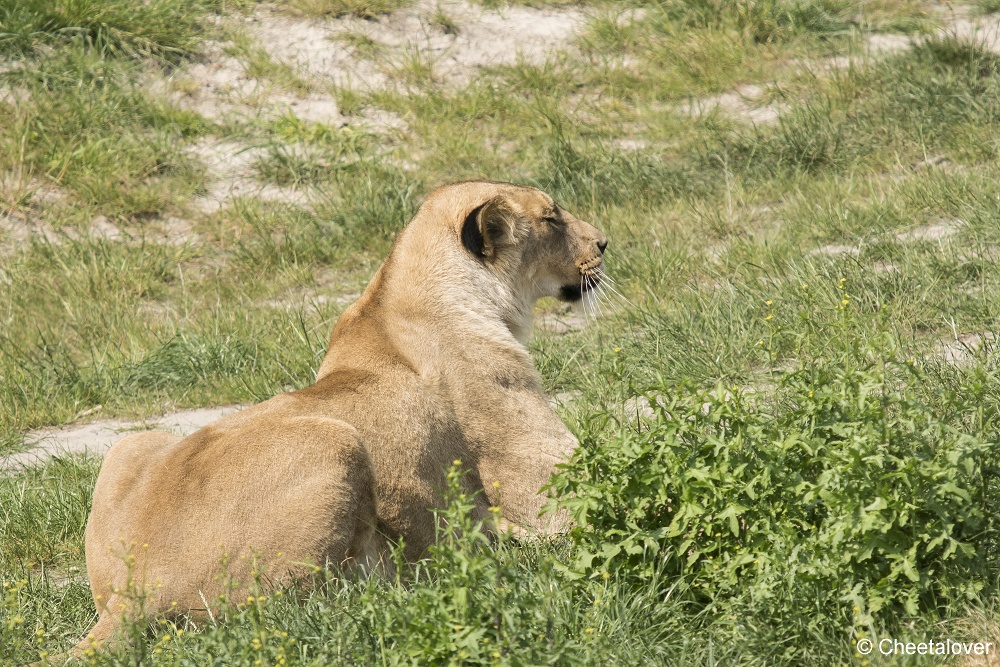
455, 183, 608, 307
373, 181, 608, 345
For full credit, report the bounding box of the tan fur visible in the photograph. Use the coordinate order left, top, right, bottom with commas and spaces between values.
76, 181, 606, 653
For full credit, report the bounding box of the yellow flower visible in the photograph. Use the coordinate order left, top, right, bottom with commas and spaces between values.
765, 300, 773, 306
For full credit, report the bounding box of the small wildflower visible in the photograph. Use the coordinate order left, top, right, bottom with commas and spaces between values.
452, 459, 462, 466
764, 314, 773, 321
602, 571, 610, 580
765, 300, 772, 306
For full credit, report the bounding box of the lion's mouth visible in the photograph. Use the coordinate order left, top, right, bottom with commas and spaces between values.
558, 272, 602, 302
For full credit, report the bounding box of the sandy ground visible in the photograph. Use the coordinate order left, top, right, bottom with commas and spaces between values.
160, 0, 584, 213
684, 10, 1000, 124
1, 406, 243, 472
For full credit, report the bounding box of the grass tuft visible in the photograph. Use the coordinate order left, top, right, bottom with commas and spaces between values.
0, 0, 230, 58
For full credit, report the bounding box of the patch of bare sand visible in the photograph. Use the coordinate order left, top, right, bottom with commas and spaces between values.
254, 0, 585, 89
536, 304, 589, 334
938, 331, 994, 365
187, 138, 311, 213
810, 243, 860, 258
263, 287, 360, 310
947, 12, 1000, 54
155, 0, 582, 128
548, 390, 583, 409
697, 11, 1000, 125
151, 41, 347, 125
682, 84, 787, 125
2, 406, 244, 471
0, 210, 201, 251
896, 218, 961, 243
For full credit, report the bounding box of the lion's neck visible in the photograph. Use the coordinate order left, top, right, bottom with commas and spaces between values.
316, 240, 536, 382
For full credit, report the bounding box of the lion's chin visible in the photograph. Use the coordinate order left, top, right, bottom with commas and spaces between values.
558, 274, 601, 303
558, 284, 584, 302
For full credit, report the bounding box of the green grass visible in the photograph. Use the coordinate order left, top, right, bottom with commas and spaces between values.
0, 0, 235, 58
3, 0, 1000, 663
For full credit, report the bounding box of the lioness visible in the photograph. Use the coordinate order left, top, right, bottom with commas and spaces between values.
77, 181, 607, 650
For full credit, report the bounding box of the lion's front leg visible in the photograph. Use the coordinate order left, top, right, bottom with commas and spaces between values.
474, 394, 578, 536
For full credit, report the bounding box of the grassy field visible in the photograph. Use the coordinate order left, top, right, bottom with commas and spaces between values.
3, 0, 1000, 663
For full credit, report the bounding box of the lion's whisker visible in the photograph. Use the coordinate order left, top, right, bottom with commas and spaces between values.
596, 270, 636, 309
581, 275, 595, 320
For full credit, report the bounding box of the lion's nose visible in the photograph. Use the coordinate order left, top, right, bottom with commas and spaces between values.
597, 238, 608, 255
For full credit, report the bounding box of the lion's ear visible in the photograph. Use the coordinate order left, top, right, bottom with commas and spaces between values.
461, 197, 516, 259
